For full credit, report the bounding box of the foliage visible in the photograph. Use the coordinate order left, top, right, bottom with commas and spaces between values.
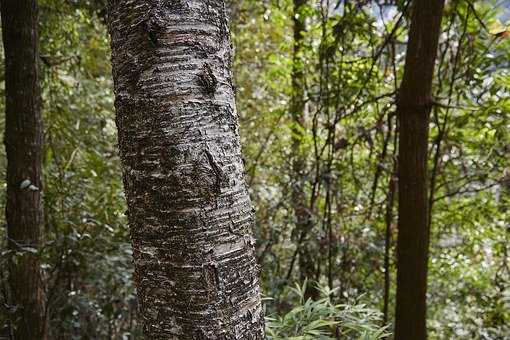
266, 282, 389, 339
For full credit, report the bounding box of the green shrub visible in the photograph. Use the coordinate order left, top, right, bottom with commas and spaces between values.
266, 281, 390, 339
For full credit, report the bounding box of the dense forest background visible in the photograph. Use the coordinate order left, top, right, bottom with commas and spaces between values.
1, 0, 509, 338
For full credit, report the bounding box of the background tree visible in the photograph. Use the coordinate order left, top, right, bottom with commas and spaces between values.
395, 0, 445, 339
288, 0, 318, 300
1, 0, 47, 338
107, 0, 264, 338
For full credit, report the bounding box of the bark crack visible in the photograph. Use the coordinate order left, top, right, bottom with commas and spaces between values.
198, 63, 218, 95
205, 148, 224, 193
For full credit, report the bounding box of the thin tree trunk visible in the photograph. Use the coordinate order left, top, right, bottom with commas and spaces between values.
1, 0, 47, 339
394, 0, 444, 339
289, 0, 317, 299
107, 1, 264, 338
382, 114, 397, 326
382, 175, 396, 326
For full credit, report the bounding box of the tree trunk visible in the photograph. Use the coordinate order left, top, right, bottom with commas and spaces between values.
289, 0, 317, 299
395, 0, 445, 339
382, 114, 397, 325
382, 173, 396, 326
1, 0, 47, 339
107, 1, 264, 338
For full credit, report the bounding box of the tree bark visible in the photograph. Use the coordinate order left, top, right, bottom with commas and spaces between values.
107, 1, 264, 338
1, 0, 47, 339
395, 0, 445, 339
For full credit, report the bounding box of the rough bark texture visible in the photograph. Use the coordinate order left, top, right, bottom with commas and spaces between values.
395, 0, 445, 339
1, 0, 47, 339
107, 1, 264, 338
